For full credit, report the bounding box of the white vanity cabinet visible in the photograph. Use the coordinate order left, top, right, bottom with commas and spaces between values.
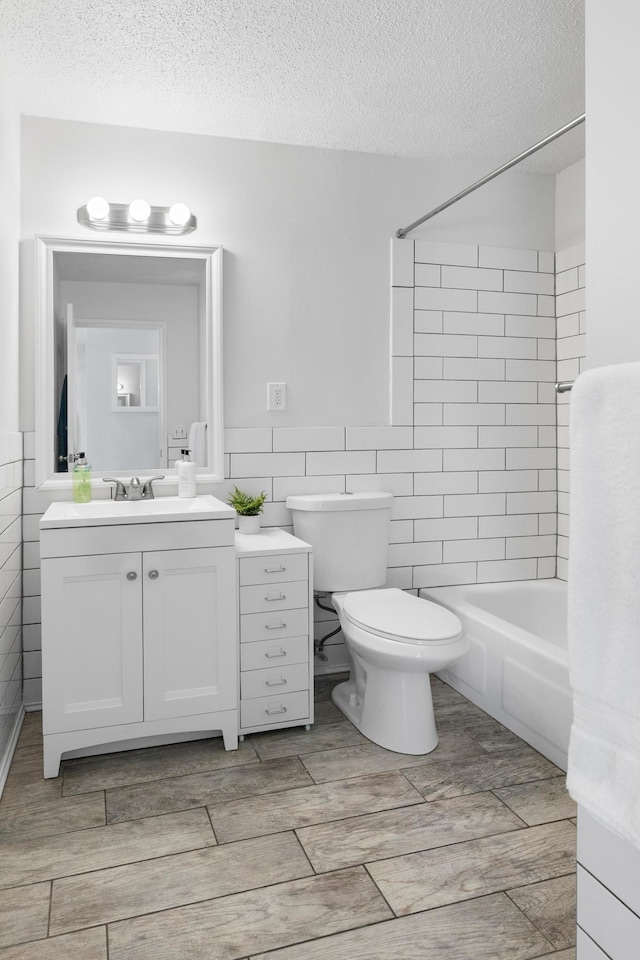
235, 529, 314, 737
39, 496, 238, 777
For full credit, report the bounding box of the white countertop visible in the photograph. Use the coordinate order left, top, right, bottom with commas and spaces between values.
234, 527, 312, 556
40, 495, 235, 529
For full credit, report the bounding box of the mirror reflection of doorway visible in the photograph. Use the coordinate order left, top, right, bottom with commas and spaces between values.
115, 356, 160, 409
66, 319, 166, 472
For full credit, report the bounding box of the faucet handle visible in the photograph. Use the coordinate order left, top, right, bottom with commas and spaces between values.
103, 478, 127, 501
142, 476, 165, 499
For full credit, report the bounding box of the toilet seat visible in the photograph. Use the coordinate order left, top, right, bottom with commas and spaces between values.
341, 588, 462, 645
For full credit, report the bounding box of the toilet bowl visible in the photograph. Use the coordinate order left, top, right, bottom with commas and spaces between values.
286, 491, 468, 755
331, 588, 467, 754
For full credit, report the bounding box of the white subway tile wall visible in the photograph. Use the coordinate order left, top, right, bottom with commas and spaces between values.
20, 240, 580, 694
0, 432, 23, 779
555, 242, 586, 581
391, 239, 558, 593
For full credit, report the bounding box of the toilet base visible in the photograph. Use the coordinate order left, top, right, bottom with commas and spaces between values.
331, 669, 439, 756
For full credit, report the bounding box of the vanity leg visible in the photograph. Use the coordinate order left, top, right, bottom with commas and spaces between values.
43, 739, 62, 779
305, 725, 311, 731
221, 722, 239, 751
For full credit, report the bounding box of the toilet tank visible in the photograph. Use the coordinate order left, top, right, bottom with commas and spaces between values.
286, 492, 393, 592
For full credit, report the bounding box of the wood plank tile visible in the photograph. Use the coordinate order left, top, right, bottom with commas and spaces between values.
368, 820, 576, 914
403, 749, 560, 801
300, 728, 484, 784
108, 866, 392, 960
50, 832, 312, 935
0, 882, 50, 948
508, 874, 576, 949
0, 744, 62, 808
296, 792, 524, 873
312, 700, 343, 724
249, 720, 366, 761
106, 757, 313, 823
494, 777, 577, 825
63, 737, 259, 796
313, 674, 347, 702
0, 793, 105, 844
439, 710, 536, 754
14, 711, 43, 749
0, 808, 215, 890
208, 771, 424, 843
0, 927, 107, 960
248, 891, 553, 960
534, 951, 574, 960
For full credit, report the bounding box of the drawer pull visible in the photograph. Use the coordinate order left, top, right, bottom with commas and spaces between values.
265, 705, 287, 716
265, 649, 287, 659
265, 620, 287, 630
265, 592, 286, 601
266, 677, 287, 687
264, 564, 286, 573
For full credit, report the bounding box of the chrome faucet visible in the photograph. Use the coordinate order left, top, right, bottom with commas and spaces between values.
103, 476, 165, 501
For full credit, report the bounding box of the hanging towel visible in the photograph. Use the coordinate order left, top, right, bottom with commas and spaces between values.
188, 421, 207, 467
566, 361, 640, 850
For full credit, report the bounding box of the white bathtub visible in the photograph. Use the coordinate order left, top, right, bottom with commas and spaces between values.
421, 579, 572, 770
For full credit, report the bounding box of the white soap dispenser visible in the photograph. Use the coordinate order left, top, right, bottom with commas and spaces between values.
177, 449, 196, 498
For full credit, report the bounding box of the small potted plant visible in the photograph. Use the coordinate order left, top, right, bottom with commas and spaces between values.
227, 485, 268, 534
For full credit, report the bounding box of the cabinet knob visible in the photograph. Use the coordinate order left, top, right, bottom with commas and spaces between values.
148, 570, 159, 580
126, 571, 137, 581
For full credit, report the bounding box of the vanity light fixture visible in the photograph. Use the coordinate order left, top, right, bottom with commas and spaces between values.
77, 198, 197, 235
128, 198, 151, 222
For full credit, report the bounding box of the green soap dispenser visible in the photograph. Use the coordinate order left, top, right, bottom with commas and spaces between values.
72, 452, 92, 504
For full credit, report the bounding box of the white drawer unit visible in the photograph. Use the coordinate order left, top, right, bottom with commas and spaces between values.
235, 527, 314, 738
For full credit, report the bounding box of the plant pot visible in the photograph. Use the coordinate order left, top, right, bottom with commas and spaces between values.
238, 514, 261, 535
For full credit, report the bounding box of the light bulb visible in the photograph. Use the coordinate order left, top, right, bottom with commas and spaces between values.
128, 199, 151, 222
86, 196, 109, 220
169, 203, 191, 226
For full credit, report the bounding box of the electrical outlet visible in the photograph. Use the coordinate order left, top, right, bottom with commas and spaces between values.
172, 425, 188, 439
267, 382, 287, 411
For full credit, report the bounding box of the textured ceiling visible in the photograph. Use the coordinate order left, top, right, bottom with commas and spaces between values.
0, 0, 585, 174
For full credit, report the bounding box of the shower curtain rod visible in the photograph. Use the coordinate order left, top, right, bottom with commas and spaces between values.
396, 114, 586, 239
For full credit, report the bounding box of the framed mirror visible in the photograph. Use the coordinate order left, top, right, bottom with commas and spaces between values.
35, 237, 224, 489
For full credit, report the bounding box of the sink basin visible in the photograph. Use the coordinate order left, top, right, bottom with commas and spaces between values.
40, 495, 236, 529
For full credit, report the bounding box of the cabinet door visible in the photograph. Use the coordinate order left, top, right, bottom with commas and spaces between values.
41, 553, 143, 734
143, 546, 237, 720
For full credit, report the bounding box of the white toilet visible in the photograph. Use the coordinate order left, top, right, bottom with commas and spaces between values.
286, 491, 468, 755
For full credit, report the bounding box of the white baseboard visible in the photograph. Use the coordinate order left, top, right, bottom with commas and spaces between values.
0, 703, 26, 799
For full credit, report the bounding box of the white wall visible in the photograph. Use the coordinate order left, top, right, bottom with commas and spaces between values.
555, 159, 585, 252
0, 60, 20, 432
576, 3, 640, 955
585, 0, 640, 367
0, 57, 23, 792
20, 117, 556, 433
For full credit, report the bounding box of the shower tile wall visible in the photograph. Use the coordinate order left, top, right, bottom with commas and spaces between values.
0, 432, 22, 777
391, 238, 558, 588
555, 242, 586, 582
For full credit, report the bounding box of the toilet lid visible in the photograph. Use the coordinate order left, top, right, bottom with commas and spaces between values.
342, 588, 463, 644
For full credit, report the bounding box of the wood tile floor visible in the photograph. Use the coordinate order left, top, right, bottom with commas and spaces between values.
0, 676, 576, 959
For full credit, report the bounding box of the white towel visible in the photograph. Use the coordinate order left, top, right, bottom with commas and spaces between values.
566, 362, 640, 850
188, 421, 207, 467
